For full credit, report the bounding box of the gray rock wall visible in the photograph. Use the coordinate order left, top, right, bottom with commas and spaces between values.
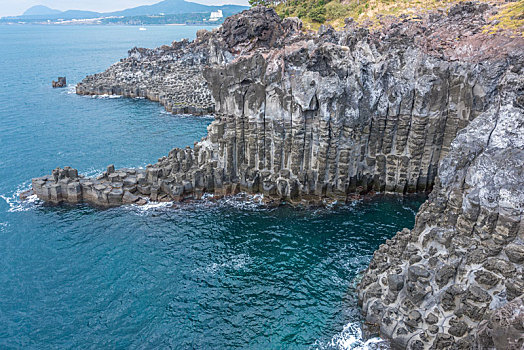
33, 4, 524, 348
358, 65, 524, 349
201, 46, 494, 201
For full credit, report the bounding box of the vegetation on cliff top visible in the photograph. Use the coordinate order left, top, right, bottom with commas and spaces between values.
248, 0, 524, 35
484, 0, 524, 36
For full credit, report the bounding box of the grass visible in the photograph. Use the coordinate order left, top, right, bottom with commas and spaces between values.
267, 0, 523, 34
483, 0, 524, 37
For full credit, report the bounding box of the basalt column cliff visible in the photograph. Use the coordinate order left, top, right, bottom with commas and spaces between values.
32, 4, 523, 349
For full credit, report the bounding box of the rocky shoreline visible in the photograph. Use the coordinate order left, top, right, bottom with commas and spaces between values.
75, 41, 215, 115
33, 3, 523, 349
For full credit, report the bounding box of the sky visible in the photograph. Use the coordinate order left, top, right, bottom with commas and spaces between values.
0, 0, 249, 17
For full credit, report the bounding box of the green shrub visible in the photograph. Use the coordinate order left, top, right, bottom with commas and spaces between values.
325, 1, 350, 20
309, 5, 326, 22
296, 5, 308, 18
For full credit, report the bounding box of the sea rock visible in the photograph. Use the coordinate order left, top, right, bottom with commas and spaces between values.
32, 4, 524, 348
52, 76, 66, 88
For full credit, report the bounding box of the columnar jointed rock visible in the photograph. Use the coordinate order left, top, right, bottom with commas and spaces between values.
75, 6, 301, 116
33, 4, 524, 348
39, 4, 523, 206
75, 41, 215, 115
32, 165, 151, 206
357, 67, 524, 348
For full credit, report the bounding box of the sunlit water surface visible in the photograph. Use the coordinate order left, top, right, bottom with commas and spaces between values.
0, 24, 424, 348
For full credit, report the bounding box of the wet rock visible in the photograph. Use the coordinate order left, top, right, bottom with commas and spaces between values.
52, 77, 66, 88
122, 191, 139, 204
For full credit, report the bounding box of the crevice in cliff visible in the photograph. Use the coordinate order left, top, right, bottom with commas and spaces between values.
486, 100, 501, 149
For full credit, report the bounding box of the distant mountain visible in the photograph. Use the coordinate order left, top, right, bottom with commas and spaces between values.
57, 10, 101, 19
1, 0, 248, 24
23, 5, 62, 16
15, 0, 247, 20
108, 0, 246, 16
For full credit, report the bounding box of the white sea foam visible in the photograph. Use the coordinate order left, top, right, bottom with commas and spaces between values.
124, 200, 174, 216
0, 181, 39, 213
91, 94, 122, 99
402, 204, 418, 216
217, 193, 267, 210
316, 322, 388, 350
201, 193, 215, 200
0, 222, 8, 232
139, 201, 174, 211
65, 85, 77, 94
80, 167, 105, 179
324, 199, 340, 209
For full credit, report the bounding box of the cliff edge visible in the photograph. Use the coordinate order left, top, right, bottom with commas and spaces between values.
32, 3, 523, 348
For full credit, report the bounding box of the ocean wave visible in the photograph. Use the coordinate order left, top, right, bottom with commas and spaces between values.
121, 192, 272, 216
79, 167, 105, 179
206, 253, 251, 274
91, 94, 123, 99
65, 85, 77, 94
160, 110, 215, 120
136, 201, 174, 211
123, 200, 174, 216
402, 204, 418, 216
217, 193, 267, 210
0, 181, 39, 213
317, 322, 388, 350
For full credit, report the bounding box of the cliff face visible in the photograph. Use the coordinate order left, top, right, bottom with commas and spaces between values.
75, 7, 299, 115
202, 33, 495, 201
358, 66, 524, 349
32, 4, 524, 348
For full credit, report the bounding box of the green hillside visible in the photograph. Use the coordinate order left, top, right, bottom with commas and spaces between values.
249, 0, 523, 36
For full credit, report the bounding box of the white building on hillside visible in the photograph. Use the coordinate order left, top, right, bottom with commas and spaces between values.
209, 10, 223, 22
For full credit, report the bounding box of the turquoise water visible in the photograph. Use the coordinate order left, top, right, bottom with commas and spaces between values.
0, 25, 423, 348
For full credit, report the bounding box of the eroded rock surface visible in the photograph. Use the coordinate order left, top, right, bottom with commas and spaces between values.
358, 67, 524, 348
76, 38, 215, 115
33, 3, 523, 348
75, 6, 299, 115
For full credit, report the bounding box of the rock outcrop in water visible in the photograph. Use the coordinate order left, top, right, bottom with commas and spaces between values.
32, 3, 523, 349
52, 76, 66, 88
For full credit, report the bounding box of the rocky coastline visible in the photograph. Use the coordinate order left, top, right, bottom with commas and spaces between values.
75, 40, 215, 115
32, 3, 523, 349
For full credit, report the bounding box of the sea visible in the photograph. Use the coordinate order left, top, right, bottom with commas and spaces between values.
0, 24, 424, 349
